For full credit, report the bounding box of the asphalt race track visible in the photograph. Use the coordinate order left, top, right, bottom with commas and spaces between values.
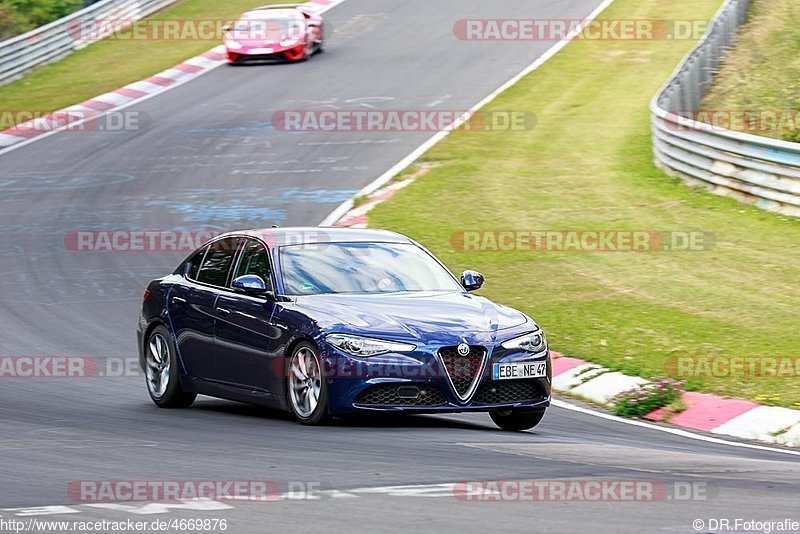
0, 0, 798, 532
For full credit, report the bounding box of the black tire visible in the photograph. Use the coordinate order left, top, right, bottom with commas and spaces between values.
145, 325, 196, 408
490, 409, 545, 431
302, 41, 313, 61
312, 23, 325, 54
286, 341, 331, 425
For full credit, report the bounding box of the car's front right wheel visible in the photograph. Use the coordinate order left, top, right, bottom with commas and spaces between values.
287, 341, 331, 425
490, 409, 545, 431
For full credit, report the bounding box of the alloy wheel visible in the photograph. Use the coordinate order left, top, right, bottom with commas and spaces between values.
146, 332, 171, 399
289, 346, 322, 417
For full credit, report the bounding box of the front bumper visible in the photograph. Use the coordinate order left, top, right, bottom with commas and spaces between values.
321, 342, 552, 415
226, 42, 305, 63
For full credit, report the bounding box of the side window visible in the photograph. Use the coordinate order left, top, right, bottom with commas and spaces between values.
185, 245, 208, 280
197, 237, 242, 287
233, 239, 274, 290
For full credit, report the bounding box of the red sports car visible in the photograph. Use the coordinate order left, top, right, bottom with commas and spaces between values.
224, 4, 325, 64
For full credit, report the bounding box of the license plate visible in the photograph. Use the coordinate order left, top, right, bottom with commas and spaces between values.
250, 47, 274, 54
492, 361, 547, 380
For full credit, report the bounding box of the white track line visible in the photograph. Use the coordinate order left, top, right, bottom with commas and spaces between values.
319, 0, 618, 226
552, 399, 800, 457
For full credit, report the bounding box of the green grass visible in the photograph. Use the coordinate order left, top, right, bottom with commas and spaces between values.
369, 0, 800, 407
0, 0, 282, 120
700, 0, 800, 141
1, 0, 84, 39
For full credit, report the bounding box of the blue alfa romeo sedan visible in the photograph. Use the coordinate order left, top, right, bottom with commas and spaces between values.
137, 227, 551, 430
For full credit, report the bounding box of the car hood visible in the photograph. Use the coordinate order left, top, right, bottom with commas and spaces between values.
229, 37, 288, 47
290, 291, 529, 343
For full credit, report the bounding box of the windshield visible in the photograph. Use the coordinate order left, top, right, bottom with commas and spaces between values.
279, 242, 463, 295
232, 12, 304, 38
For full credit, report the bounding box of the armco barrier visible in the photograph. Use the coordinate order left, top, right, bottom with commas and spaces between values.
650, 0, 800, 217
0, 0, 179, 86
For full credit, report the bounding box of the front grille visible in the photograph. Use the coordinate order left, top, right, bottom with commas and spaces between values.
473, 379, 545, 405
438, 345, 487, 401
356, 384, 446, 407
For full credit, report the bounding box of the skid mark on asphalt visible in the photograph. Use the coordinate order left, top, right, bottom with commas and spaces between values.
0, 427, 159, 451
286, 96, 395, 110
298, 138, 400, 146
0, 172, 137, 194
330, 14, 389, 42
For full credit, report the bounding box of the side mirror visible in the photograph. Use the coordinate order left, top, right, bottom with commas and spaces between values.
232, 275, 274, 299
461, 270, 484, 291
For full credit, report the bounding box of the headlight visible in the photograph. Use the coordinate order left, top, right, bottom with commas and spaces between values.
225, 39, 242, 49
501, 330, 547, 353
326, 334, 416, 357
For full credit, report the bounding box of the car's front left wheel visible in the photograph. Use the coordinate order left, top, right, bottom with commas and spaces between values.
287, 341, 331, 425
490, 408, 545, 431
145, 325, 196, 408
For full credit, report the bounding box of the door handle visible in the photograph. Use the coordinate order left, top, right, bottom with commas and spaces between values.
216, 307, 231, 316
171, 296, 186, 305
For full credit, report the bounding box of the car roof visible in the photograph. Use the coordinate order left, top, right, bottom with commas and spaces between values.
215, 227, 415, 247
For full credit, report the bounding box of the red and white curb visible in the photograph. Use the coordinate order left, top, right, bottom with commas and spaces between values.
551, 353, 800, 447
0, 0, 346, 154
335, 165, 431, 228
0, 46, 227, 152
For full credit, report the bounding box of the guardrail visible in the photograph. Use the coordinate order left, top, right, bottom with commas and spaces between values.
650, 0, 800, 217
0, 0, 179, 86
